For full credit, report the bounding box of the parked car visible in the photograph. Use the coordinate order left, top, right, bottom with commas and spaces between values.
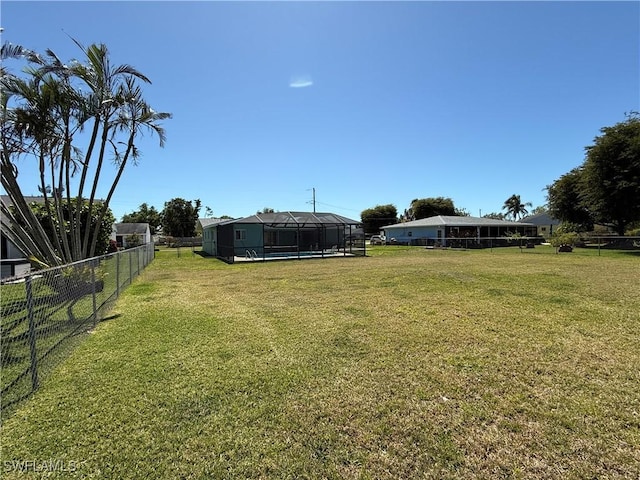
369, 235, 386, 245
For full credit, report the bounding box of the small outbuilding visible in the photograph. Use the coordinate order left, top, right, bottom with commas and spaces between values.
111, 223, 151, 248
202, 211, 365, 263
382, 215, 537, 247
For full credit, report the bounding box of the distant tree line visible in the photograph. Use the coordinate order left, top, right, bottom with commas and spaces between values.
122, 198, 201, 237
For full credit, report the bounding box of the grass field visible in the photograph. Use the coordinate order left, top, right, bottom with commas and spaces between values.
1, 246, 639, 479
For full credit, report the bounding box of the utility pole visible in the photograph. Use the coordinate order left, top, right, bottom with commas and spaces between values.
312, 187, 316, 213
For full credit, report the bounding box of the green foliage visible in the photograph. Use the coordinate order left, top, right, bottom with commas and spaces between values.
0, 39, 171, 264
546, 168, 594, 231
581, 113, 640, 235
408, 197, 456, 220
124, 233, 142, 249
550, 231, 579, 249
483, 212, 505, 220
549, 223, 580, 248
360, 204, 397, 234
502, 194, 532, 221
162, 198, 201, 237
29, 200, 115, 257
548, 113, 640, 235
121, 203, 161, 234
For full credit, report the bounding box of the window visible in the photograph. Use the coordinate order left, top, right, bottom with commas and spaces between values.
235, 229, 246, 241
408, 231, 412, 237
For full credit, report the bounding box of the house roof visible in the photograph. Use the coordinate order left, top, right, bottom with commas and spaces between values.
383, 215, 535, 229
519, 212, 561, 226
236, 211, 361, 226
113, 223, 149, 235
198, 217, 233, 228
1, 195, 47, 207
1, 195, 106, 207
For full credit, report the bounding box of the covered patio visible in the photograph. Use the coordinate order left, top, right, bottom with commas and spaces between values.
206, 212, 365, 263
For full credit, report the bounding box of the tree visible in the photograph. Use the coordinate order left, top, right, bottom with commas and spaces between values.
547, 114, 640, 235
0, 40, 171, 266
546, 168, 594, 232
580, 113, 640, 235
257, 207, 275, 214
407, 197, 456, 220
531, 205, 548, 215
502, 194, 532, 221
29, 199, 115, 256
483, 212, 506, 220
361, 204, 397, 235
162, 198, 201, 237
122, 203, 162, 234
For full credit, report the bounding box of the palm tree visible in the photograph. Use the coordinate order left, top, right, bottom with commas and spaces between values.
502, 194, 532, 221
1, 40, 171, 264
1, 43, 64, 267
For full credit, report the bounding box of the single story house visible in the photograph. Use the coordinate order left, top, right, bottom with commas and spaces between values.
519, 212, 561, 237
201, 211, 364, 263
111, 223, 151, 248
381, 215, 537, 247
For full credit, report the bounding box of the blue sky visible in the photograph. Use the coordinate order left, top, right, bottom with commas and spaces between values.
2, 1, 638, 221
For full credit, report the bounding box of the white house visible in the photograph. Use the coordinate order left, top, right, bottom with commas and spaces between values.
111, 223, 151, 248
382, 215, 537, 247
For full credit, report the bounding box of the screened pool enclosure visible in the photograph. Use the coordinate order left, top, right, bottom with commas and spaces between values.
202, 212, 365, 263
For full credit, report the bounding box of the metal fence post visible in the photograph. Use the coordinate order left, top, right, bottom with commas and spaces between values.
116, 250, 121, 298
129, 249, 133, 284
91, 261, 97, 322
25, 275, 39, 392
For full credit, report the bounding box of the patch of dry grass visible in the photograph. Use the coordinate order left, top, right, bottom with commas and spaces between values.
1, 247, 639, 479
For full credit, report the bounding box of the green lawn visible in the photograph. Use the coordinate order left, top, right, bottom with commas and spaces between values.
1, 246, 639, 479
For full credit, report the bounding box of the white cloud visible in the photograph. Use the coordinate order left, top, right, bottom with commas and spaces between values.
289, 75, 313, 88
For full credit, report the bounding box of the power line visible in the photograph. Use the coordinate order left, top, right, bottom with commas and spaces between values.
314, 200, 361, 213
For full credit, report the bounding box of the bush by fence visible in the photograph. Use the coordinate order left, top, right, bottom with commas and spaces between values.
0, 243, 155, 419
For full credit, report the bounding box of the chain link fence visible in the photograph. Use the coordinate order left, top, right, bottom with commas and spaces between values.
1, 243, 155, 418
396, 235, 640, 255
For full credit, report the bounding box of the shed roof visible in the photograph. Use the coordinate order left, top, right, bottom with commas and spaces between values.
383, 215, 535, 229
113, 223, 149, 235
